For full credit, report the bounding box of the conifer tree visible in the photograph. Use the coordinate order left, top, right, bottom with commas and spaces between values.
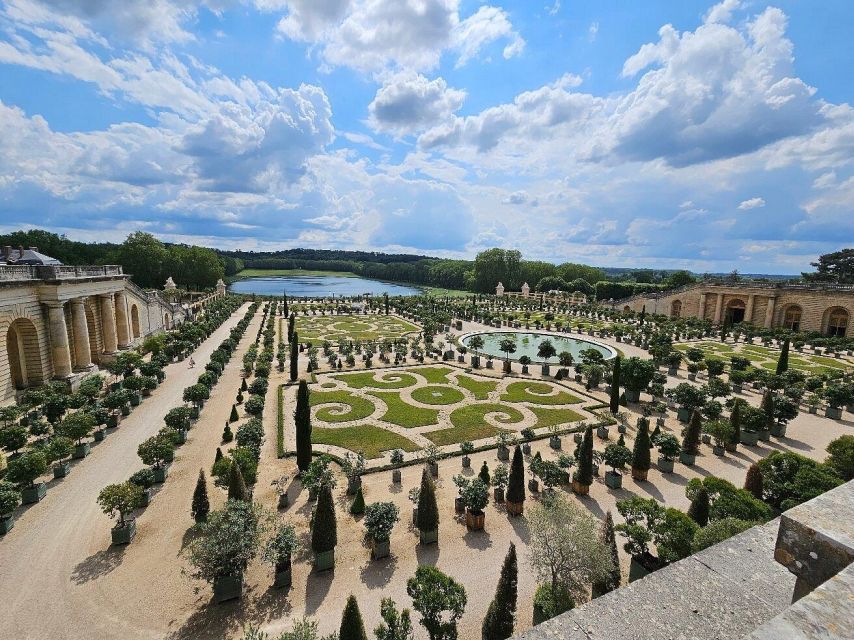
632, 419, 651, 476
295, 380, 312, 473
682, 409, 702, 455
416, 467, 439, 537
776, 338, 790, 375
481, 544, 518, 640
506, 445, 525, 509
227, 460, 249, 502
478, 461, 491, 485
744, 463, 764, 500
592, 511, 621, 597
289, 331, 299, 382
575, 426, 594, 486
687, 483, 710, 526
214, 447, 223, 463
283, 293, 289, 318
349, 486, 365, 515
222, 423, 233, 443
287, 313, 295, 343
610, 355, 621, 415
229, 404, 239, 423
730, 400, 742, 446
312, 484, 337, 555
617, 433, 626, 447
761, 389, 775, 430
241, 378, 248, 392
191, 469, 210, 523
339, 594, 368, 640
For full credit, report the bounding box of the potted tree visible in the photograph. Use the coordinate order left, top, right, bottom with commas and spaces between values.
772, 394, 798, 437
496, 432, 511, 461
704, 420, 734, 456
506, 445, 526, 515
630, 420, 652, 481
460, 441, 474, 468
364, 501, 399, 559
571, 427, 594, 495
262, 522, 299, 588
129, 468, 156, 507
622, 357, 656, 403
390, 449, 404, 483
461, 477, 489, 530
739, 405, 764, 446
537, 340, 557, 376
97, 481, 144, 545
519, 355, 532, 375
137, 434, 175, 483
548, 424, 562, 450
424, 444, 440, 478
499, 337, 516, 373
58, 411, 96, 459
520, 427, 534, 455
468, 335, 484, 368
0, 482, 21, 535
603, 443, 632, 489
7, 450, 48, 504
416, 468, 439, 544
47, 436, 74, 479
492, 463, 509, 502
670, 383, 708, 423
655, 434, 680, 473
312, 484, 337, 570
344, 452, 366, 496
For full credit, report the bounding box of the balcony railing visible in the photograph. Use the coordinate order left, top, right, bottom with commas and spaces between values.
0, 265, 124, 282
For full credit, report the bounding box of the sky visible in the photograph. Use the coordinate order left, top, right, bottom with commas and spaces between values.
0, 0, 852, 274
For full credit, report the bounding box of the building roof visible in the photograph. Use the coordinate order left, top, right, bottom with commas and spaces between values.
1, 246, 62, 266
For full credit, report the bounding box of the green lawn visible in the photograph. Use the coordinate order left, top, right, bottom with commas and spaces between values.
501, 381, 582, 405
411, 385, 465, 405
455, 375, 498, 400
406, 366, 454, 384
368, 391, 439, 428
530, 406, 585, 430
310, 390, 376, 423
449, 403, 524, 429
296, 315, 420, 342
311, 424, 419, 458
332, 371, 418, 389
424, 422, 508, 446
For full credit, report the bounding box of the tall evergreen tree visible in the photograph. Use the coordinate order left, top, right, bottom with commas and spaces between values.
283, 292, 289, 318
384, 293, 389, 316
609, 356, 621, 415
227, 460, 249, 502
289, 331, 299, 383
730, 400, 742, 446
214, 447, 223, 463
632, 419, 651, 475
506, 445, 525, 509
241, 377, 248, 392
416, 468, 439, 537
287, 313, 295, 343
575, 426, 594, 486
761, 389, 775, 431
340, 594, 368, 640
312, 484, 337, 554
481, 544, 518, 640
776, 339, 790, 375
295, 380, 312, 473
229, 404, 239, 423
191, 469, 210, 523
744, 463, 764, 500
682, 409, 702, 455
478, 461, 491, 485
687, 484, 709, 526
593, 511, 621, 597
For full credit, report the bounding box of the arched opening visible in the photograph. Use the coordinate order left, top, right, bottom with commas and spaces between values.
164, 313, 172, 330
670, 300, 682, 318
6, 318, 41, 391
725, 299, 746, 324
130, 304, 141, 339
783, 305, 802, 332
825, 307, 849, 337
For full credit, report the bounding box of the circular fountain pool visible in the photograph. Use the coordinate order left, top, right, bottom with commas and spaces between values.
460, 330, 616, 363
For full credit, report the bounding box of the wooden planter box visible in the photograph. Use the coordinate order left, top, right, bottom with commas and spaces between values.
21, 482, 47, 504
419, 529, 438, 545
571, 480, 590, 496
825, 407, 842, 420
497, 445, 510, 461
111, 520, 137, 545
604, 470, 623, 489
454, 497, 465, 513
597, 425, 609, 440
94, 428, 106, 442
657, 457, 674, 473
461, 455, 471, 468
493, 487, 505, 502
677, 407, 692, 423
771, 423, 787, 438
213, 574, 243, 602
712, 444, 726, 456
506, 501, 524, 516
314, 549, 335, 571
153, 465, 170, 483
274, 560, 292, 588
631, 467, 648, 481
371, 539, 390, 560
465, 510, 485, 530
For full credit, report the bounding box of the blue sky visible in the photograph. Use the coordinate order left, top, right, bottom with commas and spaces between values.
0, 0, 852, 273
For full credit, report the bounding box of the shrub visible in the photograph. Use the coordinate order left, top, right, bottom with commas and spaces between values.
406, 565, 467, 640
295, 380, 312, 473
364, 501, 399, 542
137, 435, 174, 469
6, 450, 48, 487
533, 584, 574, 623
312, 484, 337, 554
236, 418, 265, 458
0, 425, 28, 453
57, 411, 96, 445
129, 468, 156, 489
350, 487, 365, 515
45, 436, 74, 464
825, 435, 854, 481
631, 421, 651, 472
0, 482, 21, 517
603, 443, 632, 473
478, 461, 491, 485
744, 463, 764, 499
757, 451, 843, 511
244, 395, 265, 417
164, 406, 193, 431
416, 468, 439, 533
692, 518, 756, 552
97, 482, 144, 527
574, 426, 594, 485
681, 410, 702, 455
686, 477, 772, 522
184, 500, 264, 583
262, 522, 299, 567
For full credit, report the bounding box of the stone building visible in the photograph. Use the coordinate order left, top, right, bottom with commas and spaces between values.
605, 281, 853, 336
0, 248, 225, 404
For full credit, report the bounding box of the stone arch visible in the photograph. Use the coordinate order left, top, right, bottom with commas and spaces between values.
670, 299, 682, 318
130, 304, 141, 339
725, 298, 746, 324
6, 317, 42, 392
823, 307, 849, 337
782, 304, 803, 332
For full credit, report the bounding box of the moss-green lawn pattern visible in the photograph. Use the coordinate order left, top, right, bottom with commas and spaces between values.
311, 424, 419, 459
676, 339, 852, 376
406, 366, 454, 384
455, 374, 498, 400
310, 390, 376, 423
410, 385, 466, 405
296, 314, 420, 342
332, 371, 417, 389
367, 391, 440, 428
501, 381, 582, 405
529, 406, 585, 430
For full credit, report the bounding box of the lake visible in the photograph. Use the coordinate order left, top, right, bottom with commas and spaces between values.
228, 274, 424, 297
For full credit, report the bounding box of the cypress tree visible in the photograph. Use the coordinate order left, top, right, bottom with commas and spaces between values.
214, 447, 223, 463
776, 338, 790, 375
191, 469, 210, 523
241, 378, 248, 392
481, 543, 518, 640
632, 419, 651, 474
295, 380, 312, 473
227, 460, 249, 502
761, 390, 775, 431
384, 293, 389, 316
287, 314, 295, 343
593, 511, 621, 597
609, 355, 621, 415
416, 467, 439, 536
650, 422, 661, 446
479, 461, 491, 485
576, 426, 594, 485
349, 486, 365, 515
506, 445, 525, 507
744, 463, 764, 500
340, 595, 368, 640
682, 409, 702, 455
229, 404, 239, 423
730, 400, 742, 445
312, 484, 337, 554
617, 433, 626, 447
283, 293, 289, 318
687, 484, 709, 526
289, 331, 299, 382
222, 423, 233, 443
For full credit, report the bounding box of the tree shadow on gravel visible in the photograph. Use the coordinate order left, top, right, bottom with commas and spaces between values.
359, 555, 398, 589
70, 546, 127, 585
415, 541, 439, 566
462, 529, 492, 551
304, 567, 334, 615
507, 514, 530, 544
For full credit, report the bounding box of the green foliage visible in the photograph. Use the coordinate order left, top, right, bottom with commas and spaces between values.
295, 380, 312, 473
45, 436, 73, 463
0, 482, 21, 516
406, 565, 467, 640
533, 583, 574, 623
631, 421, 651, 472
97, 482, 144, 526
6, 450, 48, 487
744, 463, 764, 499
692, 518, 756, 552
192, 469, 210, 522
57, 411, 96, 444
687, 484, 709, 526
478, 461, 491, 485
482, 543, 518, 640
416, 468, 439, 533
506, 445, 525, 505
339, 595, 368, 640
312, 484, 337, 554
825, 435, 854, 481
621, 357, 656, 395
374, 598, 414, 640
137, 434, 174, 468
185, 500, 264, 584
0, 425, 28, 453
609, 356, 621, 414
228, 460, 250, 502
575, 426, 594, 485
350, 487, 366, 515
363, 501, 399, 542
129, 468, 155, 489
262, 522, 300, 566
222, 423, 234, 443
758, 451, 843, 511
686, 477, 772, 522
603, 443, 632, 472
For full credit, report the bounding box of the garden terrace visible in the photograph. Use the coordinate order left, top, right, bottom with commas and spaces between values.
294, 313, 420, 343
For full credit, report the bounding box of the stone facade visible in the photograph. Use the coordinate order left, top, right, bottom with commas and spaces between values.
604, 282, 853, 336
0, 264, 225, 404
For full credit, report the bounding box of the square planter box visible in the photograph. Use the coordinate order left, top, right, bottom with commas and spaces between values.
391, 469, 402, 484
597, 426, 609, 440
140, 488, 152, 507
522, 443, 531, 455
153, 465, 170, 483
712, 444, 726, 456
130, 394, 141, 407
679, 451, 696, 466
550, 436, 563, 450
419, 529, 438, 545
106, 414, 120, 428
111, 520, 137, 545
493, 487, 505, 503
771, 423, 787, 438
73, 442, 91, 459
0, 515, 14, 535
497, 446, 510, 461
22, 482, 47, 504
274, 562, 292, 588
465, 510, 485, 530
461, 456, 471, 469
94, 429, 106, 442
53, 461, 71, 479
701, 434, 712, 445
371, 539, 391, 560
657, 457, 674, 473
604, 470, 623, 489
176, 429, 187, 445
677, 407, 692, 423
315, 549, 335, 571
120, 405, 131, 416
758, 430, 771, 442
741, 431, 759, 446
825, 407, 843, 420
213, 574, 243, 603
454, 496, 465, 513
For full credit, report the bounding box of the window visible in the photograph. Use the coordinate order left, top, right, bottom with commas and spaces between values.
827, 308, 848, 337
783, 306, 802, 332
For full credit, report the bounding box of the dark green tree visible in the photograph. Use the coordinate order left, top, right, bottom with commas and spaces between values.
744, 463, 764, 500
776, 339, 790, 375
192, 469, 210, 523
506, 445, 525, 507
295, 380, 312, 473
407, 565, 467, 640
227, 461, 249, 502
478, 461, 491, 486
416, 468, 439, 537
222, 423, 233, 443
229, 404, 239, 423
682, 409, 702, 455
761, 390, 775, 431
287, 314, 295, 343
289, 332, 299, 382
312, 484, 337, 554
350, 486, 365, 515
631, 420, 651, 474
729, 400, 742, 446
687, 484, 709, 526
575, 426, 594, 486
592, 511, 621, 597
481, 543, 518, 640
339, 594, 368, 640
609, 356, 621, 415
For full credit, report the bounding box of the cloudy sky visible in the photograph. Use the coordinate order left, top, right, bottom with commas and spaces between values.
0, 0, 851, 273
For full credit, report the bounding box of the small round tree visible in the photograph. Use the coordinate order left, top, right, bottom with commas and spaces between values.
6, 450, 48, 488
98, 482, 144, 530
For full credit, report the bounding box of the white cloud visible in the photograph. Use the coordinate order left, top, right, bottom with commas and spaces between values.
704, 0, 741, 25
368, 72, 465, 135
737, 197, 765, 209
588, 21, 598, 42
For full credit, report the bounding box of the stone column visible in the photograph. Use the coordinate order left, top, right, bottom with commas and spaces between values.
70, 297, 93, 369
698, 292, 707, 320
745, 294, 755, 324
114, 290, 131, 348
46, 302, 73, 378
99, 294, 118, 354
713, 293, 724, 324
764, 296, 777, 329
